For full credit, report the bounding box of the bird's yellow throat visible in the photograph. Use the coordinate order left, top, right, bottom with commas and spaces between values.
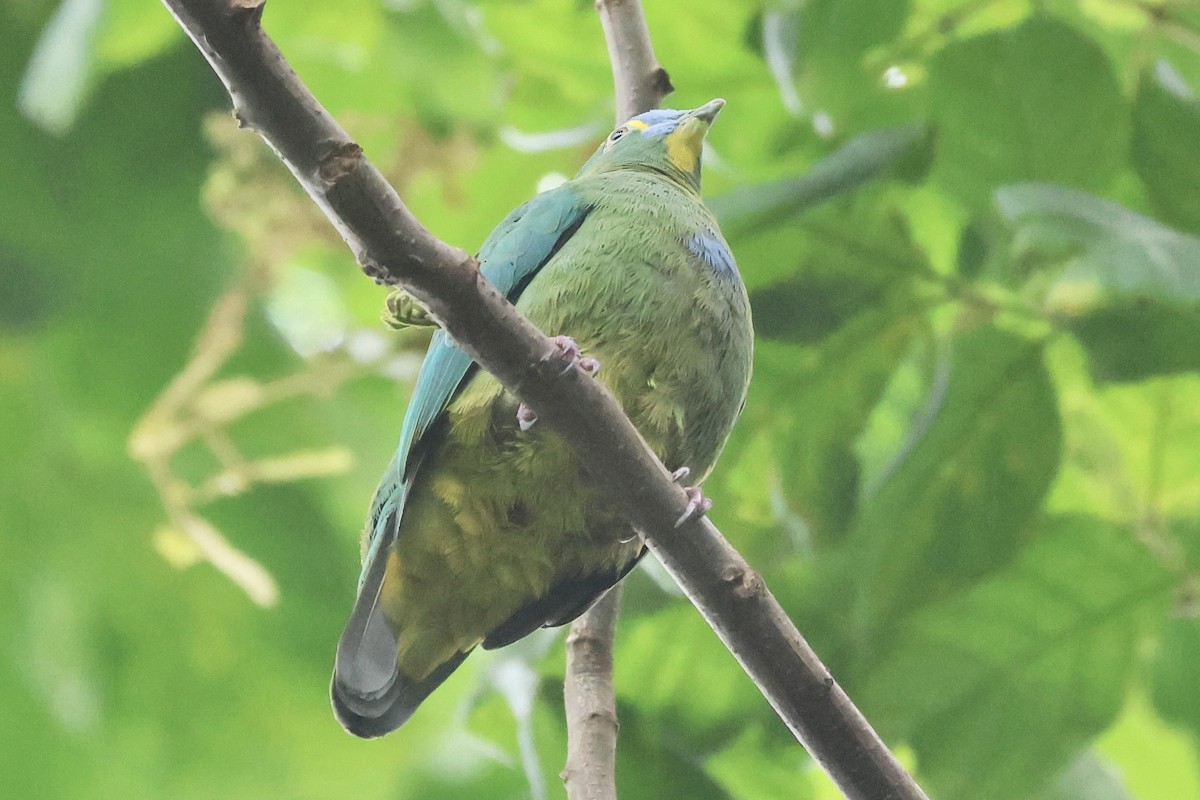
666, 118, 708, 174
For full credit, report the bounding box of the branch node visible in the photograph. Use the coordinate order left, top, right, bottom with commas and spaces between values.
228, 0, 265, 26
584, 709, 619, 729
650, 66, 673, 97
359, 255, 395, 286
316, 140, 364, 187
720, 563, 763, 599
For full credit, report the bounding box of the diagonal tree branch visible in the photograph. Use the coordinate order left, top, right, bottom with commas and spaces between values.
160, 2, 928, 798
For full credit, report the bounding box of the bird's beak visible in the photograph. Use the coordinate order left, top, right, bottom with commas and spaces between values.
689, 98, 726, 125
665, 99, 725, 174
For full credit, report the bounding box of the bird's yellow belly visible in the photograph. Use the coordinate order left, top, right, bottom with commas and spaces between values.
380, 370, 640, 680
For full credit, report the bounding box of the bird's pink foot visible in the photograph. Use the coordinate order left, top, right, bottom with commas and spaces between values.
671, 468, 712, 528
516, 403, 538, 431
520, 336, 600, 430
550, 335, 601, 377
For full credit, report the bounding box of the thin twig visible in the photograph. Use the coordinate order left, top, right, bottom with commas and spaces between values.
160, 3, 928, 797
129, 284, 280, 606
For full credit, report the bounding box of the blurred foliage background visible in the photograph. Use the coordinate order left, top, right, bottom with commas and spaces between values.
2, 0, 1200, 798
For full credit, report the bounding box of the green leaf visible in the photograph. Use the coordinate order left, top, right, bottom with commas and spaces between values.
1150, 615, 1200, 738
787, 0, 915, 129
1133, 60, 1200, 235
705, 726, 816, 800
614, 604, 769, 751
710, 122, 928, 233
615, 706, 734, 800
796, 0, 910, 60
997, 183, 1200, 300
1046, 353, 1200, 525
930, 16, 1126, 207
847, 326, 1061, 633
754, 310, 918, 544
730, 176, 932, 295
1067, 305, 1200, 382
997, 182, 1200, 381
862, 516, 1175, 800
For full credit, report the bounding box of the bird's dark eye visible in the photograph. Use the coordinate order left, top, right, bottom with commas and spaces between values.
607, 126, 629, 145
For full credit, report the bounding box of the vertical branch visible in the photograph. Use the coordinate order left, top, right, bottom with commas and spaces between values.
563, 4, 672, 799
596, 0, 674, 121
562, 586, 623, 800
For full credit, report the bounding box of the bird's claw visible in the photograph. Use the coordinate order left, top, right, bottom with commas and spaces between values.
550, 335, 600, 377
516, 403, 538, 431
519, 336, 600, 431
382, 290, 438, 329
673, 481, 712, 529
670, 466, 691, 483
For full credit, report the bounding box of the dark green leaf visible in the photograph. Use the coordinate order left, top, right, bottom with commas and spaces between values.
997, 183, 1200, 299
1151, 614, 1200, 739
705, 726, 817, 800
614, 604, 769, 751
787, 0, 915, 129
997, 182, 1200, 380
795, 0, 910, 58
930, 17, 1126, 207
847, 326, 1061, 633
615, 706, 734, 800
862, 516, 1174, 800
1067, 304, 1200, 382
755, 309, 918, 543
711, 123, 928, 233
955, 221, 989, 280
1133, 60, 1200, 234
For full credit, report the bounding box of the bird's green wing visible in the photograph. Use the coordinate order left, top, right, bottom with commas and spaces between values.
362, 183, 592, 572
334, 185, 592, 732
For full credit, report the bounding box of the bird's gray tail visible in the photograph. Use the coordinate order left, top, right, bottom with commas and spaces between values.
330, 521, 470, 738
331, 646, 469, 738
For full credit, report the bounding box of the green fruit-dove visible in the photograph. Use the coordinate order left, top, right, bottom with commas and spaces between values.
332, 99, 753, 737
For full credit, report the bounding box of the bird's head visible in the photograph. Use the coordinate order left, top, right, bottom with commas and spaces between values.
577, 98, 725, 191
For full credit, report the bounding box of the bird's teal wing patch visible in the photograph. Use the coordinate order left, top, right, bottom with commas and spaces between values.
360, 184, 592, 571
686, 228, 737, 276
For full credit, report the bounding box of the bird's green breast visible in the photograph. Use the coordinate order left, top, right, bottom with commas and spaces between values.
380, 169, 752, 680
